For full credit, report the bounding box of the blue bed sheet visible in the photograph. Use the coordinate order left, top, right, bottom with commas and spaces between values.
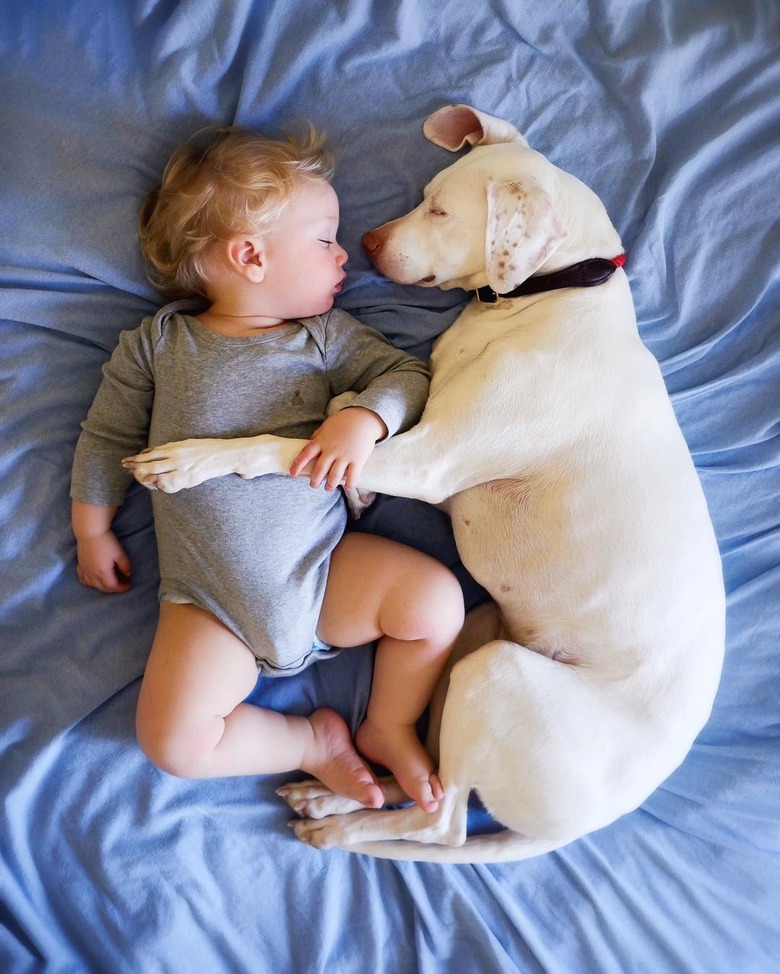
1, 2, 778, 971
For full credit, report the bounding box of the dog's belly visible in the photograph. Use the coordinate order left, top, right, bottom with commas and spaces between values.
449, 479, 576, 647
448, 466, 723, 676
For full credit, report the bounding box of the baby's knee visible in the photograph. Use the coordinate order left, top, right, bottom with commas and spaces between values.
136, 724, 179, 777
136, 715, 204, 779
390, 561, 465, 645
428, 564, 465, 630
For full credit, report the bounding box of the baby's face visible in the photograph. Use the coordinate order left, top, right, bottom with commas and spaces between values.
262, 178, 348, 319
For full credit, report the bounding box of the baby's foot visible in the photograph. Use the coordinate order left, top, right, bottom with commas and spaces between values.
302, 709, 385, 809
355, 720, 443, 813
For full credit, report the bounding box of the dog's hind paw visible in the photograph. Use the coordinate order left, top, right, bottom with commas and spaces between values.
277, 779, 367, 820
289, 817, 343, 849
276, 777, 332, 801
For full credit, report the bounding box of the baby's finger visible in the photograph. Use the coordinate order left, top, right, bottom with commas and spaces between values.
100, 565, 131, 594
290, 441, 321, 478
325, 459, 349, 492
308, 453, 333, 489
342, 461, 363, 492
116, 552, 133, 578
77, 565, 103, 591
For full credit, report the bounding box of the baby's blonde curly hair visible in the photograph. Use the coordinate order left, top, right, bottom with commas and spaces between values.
138, 125, 335, 298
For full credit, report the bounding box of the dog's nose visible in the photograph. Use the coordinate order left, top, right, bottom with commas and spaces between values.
362, 230, 382, 255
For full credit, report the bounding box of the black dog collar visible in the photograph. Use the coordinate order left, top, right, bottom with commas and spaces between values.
474, 255, 626, 303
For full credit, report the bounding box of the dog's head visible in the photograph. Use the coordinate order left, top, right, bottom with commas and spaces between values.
364, 105, 614, 295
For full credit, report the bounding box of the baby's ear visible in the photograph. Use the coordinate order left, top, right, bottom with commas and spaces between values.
228, 237, 265, 282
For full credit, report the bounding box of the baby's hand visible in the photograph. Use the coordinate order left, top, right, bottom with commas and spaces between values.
76, 531, 132, 594
290, 407, 387, 491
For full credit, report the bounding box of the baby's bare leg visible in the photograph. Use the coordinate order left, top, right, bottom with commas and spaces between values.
318, 534, 464, 812
136, 603, 383, 806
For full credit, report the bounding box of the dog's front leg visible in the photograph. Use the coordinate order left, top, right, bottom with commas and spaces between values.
348, 420, 467, 505
123, 393, 363, 493
126, 419, 470, 503
122, 433, 308, 493
125, 401, 477, 502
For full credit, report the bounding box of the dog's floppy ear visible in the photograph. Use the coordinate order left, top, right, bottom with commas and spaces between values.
424, 104, 529, 150
485, 178, 566, 294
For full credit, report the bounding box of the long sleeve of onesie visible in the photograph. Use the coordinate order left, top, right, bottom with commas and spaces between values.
304, 309, 429, 437
71, 322, 155, 506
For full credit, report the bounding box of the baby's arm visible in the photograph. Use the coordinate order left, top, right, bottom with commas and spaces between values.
284, 311, 428, 490
72, 500, 132, 593
71, 319, 155, 589
323, 311, 430, 442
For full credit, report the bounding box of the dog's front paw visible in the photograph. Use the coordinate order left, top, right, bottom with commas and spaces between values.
122, 439, 230, 492
277, 779, 366, 820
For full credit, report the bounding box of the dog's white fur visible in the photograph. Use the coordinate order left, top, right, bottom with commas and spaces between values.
128, 106, 725, 863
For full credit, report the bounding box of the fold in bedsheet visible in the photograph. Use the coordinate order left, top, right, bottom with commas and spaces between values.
1, 2, 778, 972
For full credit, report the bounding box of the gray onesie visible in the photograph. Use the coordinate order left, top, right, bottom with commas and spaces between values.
71, 300, 430, 674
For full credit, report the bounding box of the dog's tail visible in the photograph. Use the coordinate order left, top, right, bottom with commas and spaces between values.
340, 830, 569, 864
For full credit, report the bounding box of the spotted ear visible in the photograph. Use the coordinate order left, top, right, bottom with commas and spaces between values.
485, 177, 566, 294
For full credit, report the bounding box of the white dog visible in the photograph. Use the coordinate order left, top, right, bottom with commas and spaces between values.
126, 105, 725, 863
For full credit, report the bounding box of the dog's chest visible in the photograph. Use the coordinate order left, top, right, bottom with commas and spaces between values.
429, 303, 521, 393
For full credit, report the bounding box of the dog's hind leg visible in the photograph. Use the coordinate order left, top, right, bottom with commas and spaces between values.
290, 781, 471, 850
425, 601, 502, 761
277, 775, 407, 820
